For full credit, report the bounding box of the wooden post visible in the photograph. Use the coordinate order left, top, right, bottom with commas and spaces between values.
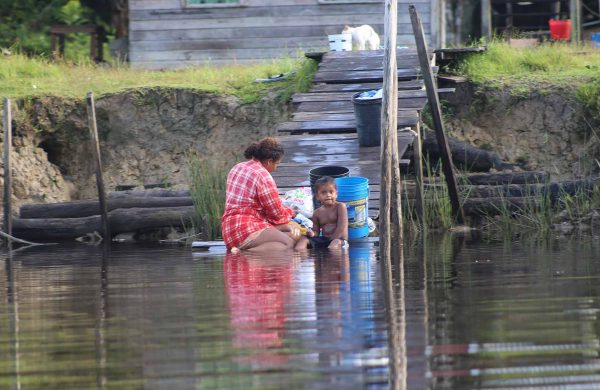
382, 2, 407, 386
410, 5, 466, 225
6, 252, 21, 390
481, 0, 493, 42
570, 0, 581, 43
413, 120, 425, 223
381, 246, 407, 389
430, 0, 445, 49
388, 4, 404, 259
86, 92, 111, 241
506, 2, 514, 38
381, 0, 404, 262
3, 98, 12, 236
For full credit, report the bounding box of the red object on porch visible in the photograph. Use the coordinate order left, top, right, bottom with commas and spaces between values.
548, 19, 571, 41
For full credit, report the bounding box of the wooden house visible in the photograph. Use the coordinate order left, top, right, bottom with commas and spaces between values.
480, 0, 585, 42
129, 0, 445, 69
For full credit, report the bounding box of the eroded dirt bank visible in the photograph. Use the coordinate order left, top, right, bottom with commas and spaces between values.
443, 82, 599, 179
0, 88, 290, 213
0, 83, 597, 214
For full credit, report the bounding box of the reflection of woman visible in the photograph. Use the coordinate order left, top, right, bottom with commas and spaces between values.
222, 137, 301, 252
224, 252, 293, 365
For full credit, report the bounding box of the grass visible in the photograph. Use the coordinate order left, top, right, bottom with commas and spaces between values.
403, 157, 599, 236
0, 53, 317, 103
403, 159, 455, 232
454, 40, 600, 87
455, 40, 600, 123
187, 153, 231, 241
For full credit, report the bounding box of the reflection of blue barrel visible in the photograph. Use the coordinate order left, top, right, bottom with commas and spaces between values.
349, 242, 372, 285
335, 177, 369, 239
348, 242, 376, 346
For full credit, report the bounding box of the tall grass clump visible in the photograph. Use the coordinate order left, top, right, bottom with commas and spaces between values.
403, 159, 454, 231
187, 154, 229, 240
576, 79, 600, 127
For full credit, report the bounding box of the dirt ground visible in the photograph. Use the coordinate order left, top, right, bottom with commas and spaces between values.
0, 83, 597, 215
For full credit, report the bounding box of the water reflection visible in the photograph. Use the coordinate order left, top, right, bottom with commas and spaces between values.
224, 252, 294, 366
0, 235, 599, 388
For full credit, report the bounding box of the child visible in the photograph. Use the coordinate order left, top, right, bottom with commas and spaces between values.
308, 176, 349, 250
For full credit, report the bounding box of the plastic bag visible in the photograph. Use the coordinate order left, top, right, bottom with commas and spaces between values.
356, 88, 383, 100
282, 187, 314, 218
293, 213, 314, 230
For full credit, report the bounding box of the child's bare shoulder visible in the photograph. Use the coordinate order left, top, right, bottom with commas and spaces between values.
313, 206, 325, 218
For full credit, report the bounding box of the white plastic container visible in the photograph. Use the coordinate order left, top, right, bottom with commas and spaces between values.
328, 33, 352, 51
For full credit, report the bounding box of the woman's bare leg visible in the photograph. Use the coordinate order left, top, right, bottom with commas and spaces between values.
244, 227, 295, 252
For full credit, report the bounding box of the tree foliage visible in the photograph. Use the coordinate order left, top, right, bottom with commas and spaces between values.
0, 0, 67, 54
0, 0, 127, 56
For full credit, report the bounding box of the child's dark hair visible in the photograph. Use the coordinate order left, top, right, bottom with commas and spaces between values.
314, 176, 337, 191
244, 137, 285, 162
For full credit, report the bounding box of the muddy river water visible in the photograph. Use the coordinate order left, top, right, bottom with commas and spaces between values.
1, 234, 599, 389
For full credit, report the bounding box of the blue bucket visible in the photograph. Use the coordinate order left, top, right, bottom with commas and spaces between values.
592, 33, 600, 48
335, 177, 369, 239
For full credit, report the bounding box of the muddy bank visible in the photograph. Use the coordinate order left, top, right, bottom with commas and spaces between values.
0, 82, 597, 217
1, 88, 290, 213
443, 81, 599, 180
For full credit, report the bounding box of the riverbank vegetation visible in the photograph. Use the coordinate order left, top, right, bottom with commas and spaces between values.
402, 173, 600, 236
455, 40, 600, 85
0, 53, 317, 104
187, 155, 229, 241
454, 40, 600, 124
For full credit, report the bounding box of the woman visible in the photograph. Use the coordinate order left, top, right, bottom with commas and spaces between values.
221, 137, 301, 252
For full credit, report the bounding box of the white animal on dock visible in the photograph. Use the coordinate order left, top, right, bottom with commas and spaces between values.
342, 25, 381, 50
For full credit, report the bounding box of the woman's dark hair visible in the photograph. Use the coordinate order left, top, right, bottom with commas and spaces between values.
314, 176, 337, 191
244, 137, 285, 162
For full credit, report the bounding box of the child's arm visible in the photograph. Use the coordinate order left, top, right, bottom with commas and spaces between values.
329, 202, 348, 240
311, 209, 322, 237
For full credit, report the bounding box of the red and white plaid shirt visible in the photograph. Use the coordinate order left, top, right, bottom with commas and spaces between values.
221, 159, 293, 250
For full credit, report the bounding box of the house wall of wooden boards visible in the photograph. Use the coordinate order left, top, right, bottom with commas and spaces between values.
129, 0, 444, 69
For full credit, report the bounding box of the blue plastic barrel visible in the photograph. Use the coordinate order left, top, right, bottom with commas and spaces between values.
592, 33, 600, 48
335, 176, 369, 239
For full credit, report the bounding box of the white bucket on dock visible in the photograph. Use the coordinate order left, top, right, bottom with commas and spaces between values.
328, 34, 352, 51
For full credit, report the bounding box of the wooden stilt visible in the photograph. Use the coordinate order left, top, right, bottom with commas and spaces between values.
3, 97, 12, 237
409, 5, 465, 225
380, 1, 394, 263
481, 0, 493, 42
570, 0, 581, 43
413, 118, 425, 224
86, 92, 111, 241
382, 1, 407, 388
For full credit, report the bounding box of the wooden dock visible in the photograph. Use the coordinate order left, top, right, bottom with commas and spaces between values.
272, 49, 433, 219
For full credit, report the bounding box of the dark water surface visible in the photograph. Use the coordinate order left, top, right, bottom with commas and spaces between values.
0, 234, 599, 389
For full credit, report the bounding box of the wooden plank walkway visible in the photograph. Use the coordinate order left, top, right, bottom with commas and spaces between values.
273, 133, 414, 218
272, 48, 435, 219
